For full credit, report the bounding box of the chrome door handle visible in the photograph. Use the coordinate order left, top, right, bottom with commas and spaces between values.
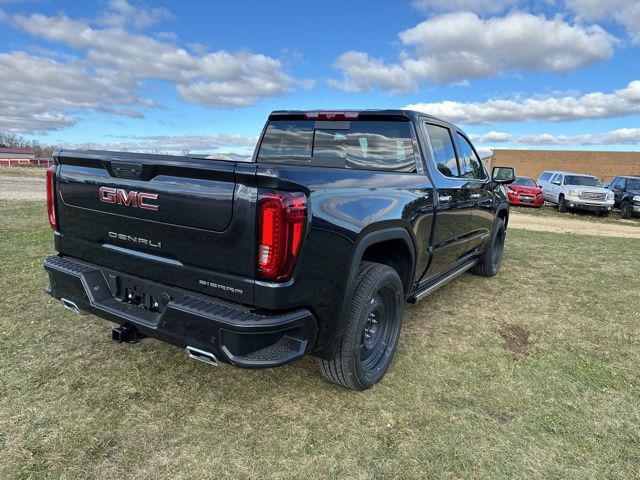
438, 194, 452, 204
470, 193, 482, 199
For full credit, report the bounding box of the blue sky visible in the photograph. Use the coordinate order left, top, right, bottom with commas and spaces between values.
0, 0, 639, 156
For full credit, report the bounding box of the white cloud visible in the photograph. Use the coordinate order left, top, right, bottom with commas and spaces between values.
470, 131, 515, 143
412, 0, 519, 15
330, 12, 615, 92
405, 80, 640, 124
566, 0, 640, 43
64, 133, 257, 154
0, 51, 148, 133
96, 0, 173, 30
11, 11, 300, 108
327, 51, 418, 94
0, 3, 307, 132
470, 127, 640, 146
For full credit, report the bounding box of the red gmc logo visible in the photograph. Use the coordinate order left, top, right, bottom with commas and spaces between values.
99, 187, 159, 211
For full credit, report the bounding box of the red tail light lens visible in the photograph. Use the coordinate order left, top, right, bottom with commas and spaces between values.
46, 165, 57, 230
257, 191, 307, 281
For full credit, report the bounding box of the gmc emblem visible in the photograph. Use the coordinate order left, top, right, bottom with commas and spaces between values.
99, 187, 159, 211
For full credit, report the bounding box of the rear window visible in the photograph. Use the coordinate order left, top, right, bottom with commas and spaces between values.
564, 175, 601, 187
257, 120, 417, 172
514, 177, 537, 187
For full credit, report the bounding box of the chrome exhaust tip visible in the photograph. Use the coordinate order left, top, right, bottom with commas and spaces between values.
185, 346, 219, 367
60, 298, 81, 315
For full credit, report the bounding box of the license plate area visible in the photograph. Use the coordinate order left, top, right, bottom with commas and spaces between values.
107, 274, 167, 313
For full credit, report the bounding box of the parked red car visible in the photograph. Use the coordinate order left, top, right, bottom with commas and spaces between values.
507, 176, 544, 207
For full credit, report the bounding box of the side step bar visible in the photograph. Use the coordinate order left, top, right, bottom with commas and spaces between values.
408, 260, 478, 304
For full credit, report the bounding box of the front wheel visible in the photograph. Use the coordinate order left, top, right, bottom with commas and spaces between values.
317, 262, 404, 391
621, 201, 631, 219
471, 218, 506, 277
558, 195, 568, 213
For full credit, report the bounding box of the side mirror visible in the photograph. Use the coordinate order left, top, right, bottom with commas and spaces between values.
552, 180, 561, 186
491, 166, 515, 184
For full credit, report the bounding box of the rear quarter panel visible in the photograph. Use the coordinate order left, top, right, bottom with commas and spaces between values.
254, 164, 434, 352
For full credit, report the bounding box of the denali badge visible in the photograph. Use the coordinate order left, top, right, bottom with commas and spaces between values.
108, 231, 162, 249
99, 187, 159, 211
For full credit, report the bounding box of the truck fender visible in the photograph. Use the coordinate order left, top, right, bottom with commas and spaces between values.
495, 203, 509, 228
317, 227, 416, 359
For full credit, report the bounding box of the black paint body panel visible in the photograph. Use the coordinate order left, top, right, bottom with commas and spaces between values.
46, 110, 508, 362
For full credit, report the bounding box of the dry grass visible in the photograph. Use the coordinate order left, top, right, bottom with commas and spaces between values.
0, 165, 46, 177
1, 200, 639, 479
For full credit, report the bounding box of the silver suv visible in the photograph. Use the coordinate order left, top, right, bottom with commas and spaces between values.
537, 171, 614, 216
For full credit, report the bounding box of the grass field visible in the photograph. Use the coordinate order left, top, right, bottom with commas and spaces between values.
1, 200, 639, 479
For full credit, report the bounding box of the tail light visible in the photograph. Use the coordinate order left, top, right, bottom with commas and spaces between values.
257, 191, 307, 281
46, 165, 57, 230
304, 111, 359, 120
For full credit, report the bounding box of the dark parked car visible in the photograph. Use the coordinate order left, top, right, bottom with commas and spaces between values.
43, 110, 514, 391
609, 176, 640, 218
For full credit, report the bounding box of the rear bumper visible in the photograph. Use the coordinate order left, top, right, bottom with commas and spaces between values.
44, 254, 317, 368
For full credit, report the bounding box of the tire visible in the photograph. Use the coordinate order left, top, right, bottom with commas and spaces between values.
317, 261, 404, 391
557, 195, 568, 213
621, 201, 631, 219
471, 218, 506, 277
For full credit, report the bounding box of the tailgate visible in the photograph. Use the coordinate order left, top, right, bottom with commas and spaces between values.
54, 150, 258, 304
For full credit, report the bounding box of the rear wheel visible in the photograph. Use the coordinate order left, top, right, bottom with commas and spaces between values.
471, 218, 506, 277
558, 195, 568, 213
317, 262, 404, 391
621, 201, 631, 219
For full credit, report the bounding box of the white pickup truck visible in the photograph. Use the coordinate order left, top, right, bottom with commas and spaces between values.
537, 171, 614, 216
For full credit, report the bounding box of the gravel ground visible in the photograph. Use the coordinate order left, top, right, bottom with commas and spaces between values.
0, 174, 45, 201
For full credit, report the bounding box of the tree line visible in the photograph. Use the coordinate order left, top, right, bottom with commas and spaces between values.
0, 131, 57, 158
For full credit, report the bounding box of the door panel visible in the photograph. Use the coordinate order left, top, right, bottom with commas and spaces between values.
466, 181, 494, 251
454, 133, 493, 252
420, 122, 474, 279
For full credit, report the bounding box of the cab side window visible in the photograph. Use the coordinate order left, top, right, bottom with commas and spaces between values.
456, 133, 487, 180
425, 124, 460, 177
539, 172, 552, 182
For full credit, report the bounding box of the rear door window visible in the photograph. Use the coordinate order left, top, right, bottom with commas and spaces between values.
258, 119, 417, 172
425, 124, 460, 177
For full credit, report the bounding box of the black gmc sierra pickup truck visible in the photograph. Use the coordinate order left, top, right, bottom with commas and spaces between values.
44, 110, 515, 390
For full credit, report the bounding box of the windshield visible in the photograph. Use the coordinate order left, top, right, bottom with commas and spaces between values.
513, 177, 536, 187
564, 175, 601, 187
257, 119, 417, 172
628, 178, 640, 190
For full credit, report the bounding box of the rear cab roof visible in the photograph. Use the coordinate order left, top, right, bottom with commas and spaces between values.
267, 109, 459, 129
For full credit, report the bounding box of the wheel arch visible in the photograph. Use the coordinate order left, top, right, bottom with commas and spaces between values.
496, 203, 509, 228
313, 226, 416, 360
